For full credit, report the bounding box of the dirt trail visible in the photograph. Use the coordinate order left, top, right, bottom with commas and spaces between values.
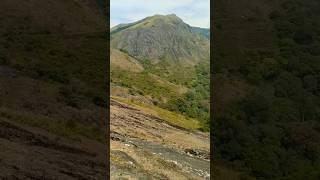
110, 99, 210, 179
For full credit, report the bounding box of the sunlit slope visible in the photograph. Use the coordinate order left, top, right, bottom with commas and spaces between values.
111, 14, 209, 65
110, 14, 210, 130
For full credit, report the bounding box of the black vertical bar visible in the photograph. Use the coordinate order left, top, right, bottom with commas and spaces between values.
210, 0, 214, 177
105, 0, 111, 179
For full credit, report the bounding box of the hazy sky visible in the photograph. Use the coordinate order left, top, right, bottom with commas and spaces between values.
111, 0, 210, 28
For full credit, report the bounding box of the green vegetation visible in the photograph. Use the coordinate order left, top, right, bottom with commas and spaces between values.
0, 31, 108, 140
111, 14, 210, 131
0, 0, 108, 177
111, 59, 210, 131
4, 32, 107, 89
112, 96, 200, 130
214, 0, 320, 179
0, 108, 105, 142
111, 67, 179, 101
165, 61, 210, 131
2, 32, 108, 106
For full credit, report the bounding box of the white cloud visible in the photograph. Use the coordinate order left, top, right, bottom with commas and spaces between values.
111, 0, 210, 28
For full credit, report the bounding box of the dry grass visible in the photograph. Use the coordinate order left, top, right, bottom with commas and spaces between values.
111, 49, 144, 72
149, 73, 188, 95
112, 96, 201, 130
0, 107, 105, 142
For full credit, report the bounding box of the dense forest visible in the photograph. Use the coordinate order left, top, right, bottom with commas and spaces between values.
213, 0, 320, 179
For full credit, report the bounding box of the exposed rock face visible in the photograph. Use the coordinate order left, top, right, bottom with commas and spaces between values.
111, 14, 210, 64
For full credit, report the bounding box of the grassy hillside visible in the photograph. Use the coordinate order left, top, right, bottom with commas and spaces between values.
0, 0, 108, 150
112, 96, 201, 130
0, 0, 108, 178
111, 14, 210, 131
213, 0, 320, 179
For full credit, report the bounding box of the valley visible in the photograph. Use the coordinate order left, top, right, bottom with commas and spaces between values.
110, 14, 211, 179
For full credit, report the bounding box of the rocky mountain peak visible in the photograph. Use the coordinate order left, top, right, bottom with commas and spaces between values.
111, 14, 209, 65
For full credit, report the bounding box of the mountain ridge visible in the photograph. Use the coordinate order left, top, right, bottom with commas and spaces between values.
111, 14, 210, 65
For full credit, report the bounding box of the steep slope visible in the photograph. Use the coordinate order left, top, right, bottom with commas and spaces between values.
111, 14, 209, 65
111, 49, 144, 72
110, 98, 210, 179
110, 14, 210, 130
110, 14, 211, 179
0, 0, 108, 178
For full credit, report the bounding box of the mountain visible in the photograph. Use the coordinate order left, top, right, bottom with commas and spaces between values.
111, 14, 209, 65
110, 14, 210, 131
111, 48, 144, 72
191, 27, 210, 39
110, 14, 211, 179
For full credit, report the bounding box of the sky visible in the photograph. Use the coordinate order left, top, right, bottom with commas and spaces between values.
110, 0, 210, 28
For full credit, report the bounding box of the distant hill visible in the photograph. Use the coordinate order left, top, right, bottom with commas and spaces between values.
111, 14, 209, 65
191, 27, 210, 39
